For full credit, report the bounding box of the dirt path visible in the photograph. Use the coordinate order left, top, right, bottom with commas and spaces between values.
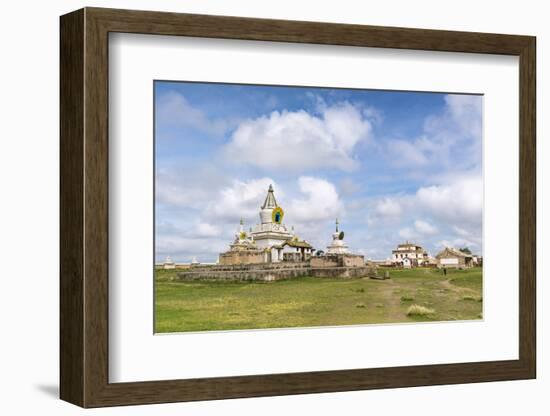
440, 278, 478, 295
369, 279, 408, 321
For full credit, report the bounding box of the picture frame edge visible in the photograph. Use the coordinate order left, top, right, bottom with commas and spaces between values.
59, 7, 537, 408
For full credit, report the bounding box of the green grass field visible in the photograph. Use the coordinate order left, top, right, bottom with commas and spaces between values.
154, 267, 483, 333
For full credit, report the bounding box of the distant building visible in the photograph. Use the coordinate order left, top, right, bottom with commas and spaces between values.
472, 254, 483, 267
435, 247, 474, 269
162, 256, 176, 269
391, 242, 430, 267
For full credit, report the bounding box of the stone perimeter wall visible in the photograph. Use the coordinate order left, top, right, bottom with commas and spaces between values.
310, 253, 365, 268
219, 250, 265, 265
176, 262, 379, 282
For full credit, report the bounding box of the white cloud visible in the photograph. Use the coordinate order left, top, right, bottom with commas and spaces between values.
452, 225, 470, 237
155, 173, 278, 261
386, 94, 482, 170
156, 234, 228, 262
414, 220, 438, 235
208, 177, 278, 222
398, 227, 415, 240
287, 176, 344, 223
398, 220, 438, 241
263, 176, 344, 252
436, 94, 482, 138
424, 94, 482, 141
155, 164, 229, 209
194, 222, 221, 238
437, 238, 478, 251
375, 197, 403, 217
369, 196, 405, 221
416, 175, 482, 227
156, 91, 236, 137
338, 177, 361, 196
364, 173, 482, 257
448, 224, 482, 250
224, 102, 372, 172
362, 106, 384, 125
386, 139, 429, 167
366, 196, 406, 227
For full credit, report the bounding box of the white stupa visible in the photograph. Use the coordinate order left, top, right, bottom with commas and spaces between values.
163, 255, 176, 269
326, 218, 349, 254
229, 218, 257, 251
250, 184, 294, 249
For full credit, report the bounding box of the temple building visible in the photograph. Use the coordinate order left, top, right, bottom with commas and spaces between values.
218, 218, 265, 265
219, 185, 313, 265
391, 241, 431, 267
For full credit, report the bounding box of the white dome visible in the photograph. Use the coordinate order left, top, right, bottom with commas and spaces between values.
260, 208, 273, 224
327, 229, 349, 254
331, 239, 345, 248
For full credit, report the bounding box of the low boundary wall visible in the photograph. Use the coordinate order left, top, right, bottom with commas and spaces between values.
176, 262, 384, 282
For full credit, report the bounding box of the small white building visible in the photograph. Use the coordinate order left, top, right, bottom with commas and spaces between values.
435, 247, 474, 269
162, 256, 176, 269
391, 242, 430, 267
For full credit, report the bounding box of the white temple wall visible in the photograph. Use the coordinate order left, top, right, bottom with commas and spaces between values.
255, 238, 288, 249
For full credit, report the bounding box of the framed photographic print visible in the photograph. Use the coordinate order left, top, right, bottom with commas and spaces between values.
60, 7, 536, 408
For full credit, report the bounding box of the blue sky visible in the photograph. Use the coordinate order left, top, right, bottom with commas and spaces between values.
155, 81, 483, 263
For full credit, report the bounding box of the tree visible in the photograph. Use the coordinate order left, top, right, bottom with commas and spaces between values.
459, 247, 472, 255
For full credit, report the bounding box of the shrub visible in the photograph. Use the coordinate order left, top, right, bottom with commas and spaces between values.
406, 304, 435, 316
355, 303, 366, 308
401, 295, 414, 302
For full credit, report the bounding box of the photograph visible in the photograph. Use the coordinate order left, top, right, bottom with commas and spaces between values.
154, 81, 483, 333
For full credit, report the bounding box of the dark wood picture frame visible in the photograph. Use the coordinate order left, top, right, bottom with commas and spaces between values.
60, 7, 536, 408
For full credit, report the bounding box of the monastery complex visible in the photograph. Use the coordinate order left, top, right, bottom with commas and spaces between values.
176, 185, 375, 282
162, 185, 481, 281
